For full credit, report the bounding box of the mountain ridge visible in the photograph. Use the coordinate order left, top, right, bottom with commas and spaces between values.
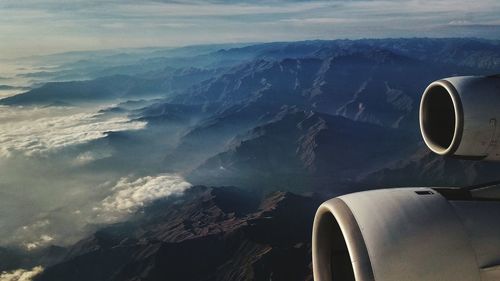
34, 186, 320, 281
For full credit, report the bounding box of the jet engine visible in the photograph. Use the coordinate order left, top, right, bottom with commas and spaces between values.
312, 75, 500, 281
420, 75, 500, 160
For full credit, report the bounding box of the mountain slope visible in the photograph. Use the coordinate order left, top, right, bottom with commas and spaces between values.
188, 109, 416, 193
171, 46, 482, 129
362, 149, 500, 187
0, 67, 218, 106
35, 186, 320, 281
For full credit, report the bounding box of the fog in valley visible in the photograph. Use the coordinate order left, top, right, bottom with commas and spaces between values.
0, 103, 193, 250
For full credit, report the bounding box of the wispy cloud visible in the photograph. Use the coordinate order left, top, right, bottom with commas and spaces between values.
23, 235, 54, 251
280, 17, 356, 25
111, 1, 329, 17
98, 174, 191, 221
1, 0, 500, 59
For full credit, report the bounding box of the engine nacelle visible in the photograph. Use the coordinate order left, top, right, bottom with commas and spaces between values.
312, 76, 500, 280
312, 188, 500, 281
420, 75, 500, 160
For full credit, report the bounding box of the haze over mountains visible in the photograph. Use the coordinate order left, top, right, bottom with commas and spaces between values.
2, 38, 500, 280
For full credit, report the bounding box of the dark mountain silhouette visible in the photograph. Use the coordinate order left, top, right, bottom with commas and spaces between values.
162, 102, 282, 171
0, 247, 23, 271
1, 68, 217, 106
170, 43, 489, 130
0, 85, 29, 90
362, 148, 500, 187
5, 38, 499, 115
0, 245, 67, 273
34, 186, 320, 281
1, 75, 148, 105
188, 108, 415, 193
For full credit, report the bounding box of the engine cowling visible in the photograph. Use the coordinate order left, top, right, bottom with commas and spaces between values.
420, 75, 500, 160
312, 75, 500, 281
312, 188, 500, 281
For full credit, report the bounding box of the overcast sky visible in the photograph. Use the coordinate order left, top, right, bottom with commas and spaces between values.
1, 0, 500, 59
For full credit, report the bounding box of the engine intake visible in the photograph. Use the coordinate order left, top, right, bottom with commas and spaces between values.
312, 75, 500, 281
420, 76, 500, 160
312, 188, 500, 281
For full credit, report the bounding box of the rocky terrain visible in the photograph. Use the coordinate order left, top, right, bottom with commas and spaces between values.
33, 186, 321, 281
3, 38, 500, 281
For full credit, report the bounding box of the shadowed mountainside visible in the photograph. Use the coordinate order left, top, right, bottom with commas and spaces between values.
188, 107, 415, 193
362, 148, 500, 187
34, 186, 321, 281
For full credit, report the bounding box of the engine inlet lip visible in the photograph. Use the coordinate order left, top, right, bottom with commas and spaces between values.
312, 198, 374, 281
420, 80, 464, 156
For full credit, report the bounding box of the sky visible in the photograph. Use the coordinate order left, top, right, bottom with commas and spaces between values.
1, 0, 500, 61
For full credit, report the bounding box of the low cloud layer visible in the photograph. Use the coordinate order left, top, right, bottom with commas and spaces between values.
7, 174, 191, 250
98, 174, 191, 221
0, 106, 146, 157
0, 266, 43, 281
0, 105, 189, 250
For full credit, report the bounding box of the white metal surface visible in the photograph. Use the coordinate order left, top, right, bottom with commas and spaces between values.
313, 198, 374, 281
341, 188, 480, 281
312, 188, 487, 281
420, 76, 500, 160
313, 75, 500, 281
451, 201, 500, 281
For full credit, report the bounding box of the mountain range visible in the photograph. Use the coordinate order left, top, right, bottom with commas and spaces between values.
3, 38, 500, 280
34, 186, 320, 281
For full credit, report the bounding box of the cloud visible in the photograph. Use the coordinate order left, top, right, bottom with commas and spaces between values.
15, 219, 60, 250
23, 235, 54, 251
448, 20, 473, 26
4, 173, 190, 249
3, 0, 500, 59
73, 150, 113, 166
112, 1, 329, 17
0, 0, 329, 17
0, 105, 150, 248
0, 266, 44, 281
98, 174, 191, 221
0, 105, 191, 249
0, 106, 146, 157
280, 17, 355, 25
